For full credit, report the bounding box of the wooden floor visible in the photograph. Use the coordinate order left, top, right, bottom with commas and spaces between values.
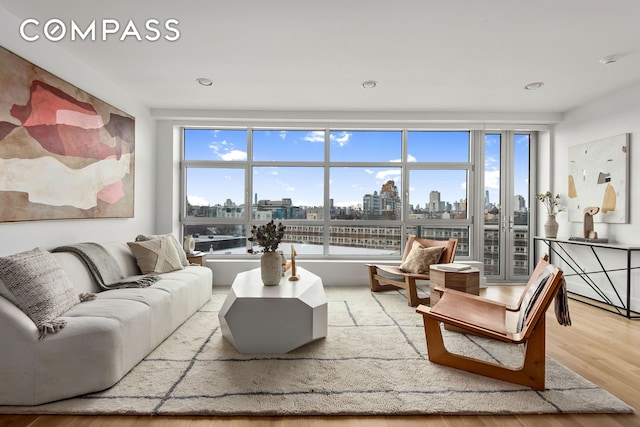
1, 285, 638, 427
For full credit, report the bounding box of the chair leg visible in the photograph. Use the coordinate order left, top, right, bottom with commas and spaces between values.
421, 315, 547, 390
406, 276, 429, 307
368, 265, 401, 293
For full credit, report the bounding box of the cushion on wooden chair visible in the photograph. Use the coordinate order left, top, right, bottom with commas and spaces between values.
399, 242, 444, 274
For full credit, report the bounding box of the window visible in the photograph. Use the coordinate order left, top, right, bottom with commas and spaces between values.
181, 128, 476, 259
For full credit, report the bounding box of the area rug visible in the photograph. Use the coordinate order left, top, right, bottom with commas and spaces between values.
0, 287, 633, 416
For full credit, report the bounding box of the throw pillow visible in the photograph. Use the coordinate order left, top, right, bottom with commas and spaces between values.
135, 233, 189, 267
128, 236, 185, 274
516, 265, 554, 332
400, 242, 445, 274
0, 247, 80, 339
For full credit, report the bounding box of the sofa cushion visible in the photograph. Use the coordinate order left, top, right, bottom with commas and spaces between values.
400, 242, 444, 274
0, 247, 79, 338
128, 236, 185, 274
135, 233, 189, 267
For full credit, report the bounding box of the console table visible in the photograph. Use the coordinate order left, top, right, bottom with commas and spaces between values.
534, 237, 640, 319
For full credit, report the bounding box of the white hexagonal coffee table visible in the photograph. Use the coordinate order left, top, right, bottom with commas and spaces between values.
219, 267, 328, 353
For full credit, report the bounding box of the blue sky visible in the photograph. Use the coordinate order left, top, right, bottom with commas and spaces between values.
184, 129, 528, 210
485, 133, 530, 209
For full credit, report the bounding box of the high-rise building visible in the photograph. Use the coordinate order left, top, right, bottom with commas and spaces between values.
429, 191, 441, 213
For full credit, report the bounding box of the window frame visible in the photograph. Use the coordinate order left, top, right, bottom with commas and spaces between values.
180, 127, 480, 260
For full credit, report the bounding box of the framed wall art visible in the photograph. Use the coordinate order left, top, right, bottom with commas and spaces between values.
0, 45, 135, 222
567, 133, 629, 224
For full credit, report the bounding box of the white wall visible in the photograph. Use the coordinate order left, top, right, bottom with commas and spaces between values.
0, 7, 157, 256
551, 82, 640, 312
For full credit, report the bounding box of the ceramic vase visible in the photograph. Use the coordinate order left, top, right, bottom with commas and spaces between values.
183, 235, 195, 254
544, 214, 559, 239
261, 252, 282, 286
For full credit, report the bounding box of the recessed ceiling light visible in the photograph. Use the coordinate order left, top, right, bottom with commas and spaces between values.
196, 77, 213, 87
361, 80, 378, 89
599, 54, 620, 65
524, 81, 544, 90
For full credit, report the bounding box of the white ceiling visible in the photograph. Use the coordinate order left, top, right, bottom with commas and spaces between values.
2, 0, 640, 115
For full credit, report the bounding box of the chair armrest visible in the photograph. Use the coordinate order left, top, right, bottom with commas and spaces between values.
416, 304, 431, 315
431, 286, 446, 297
506, 304, 521, 312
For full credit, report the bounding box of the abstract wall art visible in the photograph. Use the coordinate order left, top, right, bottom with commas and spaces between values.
567, 134, 629, 224
0, 45, 135, 222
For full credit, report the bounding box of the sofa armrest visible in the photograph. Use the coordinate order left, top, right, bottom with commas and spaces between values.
0, 296, 39, 339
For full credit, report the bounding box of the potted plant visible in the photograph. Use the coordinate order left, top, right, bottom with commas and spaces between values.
248, 220, 286, 285
535, 191, 565, 238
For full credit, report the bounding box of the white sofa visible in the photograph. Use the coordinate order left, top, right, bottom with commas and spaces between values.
0, 242, 212, 406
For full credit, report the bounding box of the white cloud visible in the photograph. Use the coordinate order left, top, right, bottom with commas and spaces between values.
485, 155, 499, 167
485, 169, 500, 189
330, 131, 351, 147
187, 195, 210, 206
220, 150, 247, 161
376, 169, 401, 180
279, 131, 287, 139
303, 131, 324, 142
364, 169, 373, 174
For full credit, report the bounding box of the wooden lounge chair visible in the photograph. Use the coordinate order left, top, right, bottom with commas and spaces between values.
366, 235, 458, 306
416, 255, 565, 390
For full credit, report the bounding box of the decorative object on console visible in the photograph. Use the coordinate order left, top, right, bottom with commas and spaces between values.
567, 133, 629, 224
544, 214, 559, 239
583, 206, 600, 239
0, 46, 135, 222
568, 206, 610, 243
536, 191, 564, 238
248, 220, 286, 285
183, 234, 196, 254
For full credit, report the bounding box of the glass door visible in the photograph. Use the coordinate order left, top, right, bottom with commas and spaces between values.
483, 132, 533, 282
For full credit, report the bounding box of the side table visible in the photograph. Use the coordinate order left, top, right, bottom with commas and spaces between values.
186, 253, 206, 266
429, 264, 480, 332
